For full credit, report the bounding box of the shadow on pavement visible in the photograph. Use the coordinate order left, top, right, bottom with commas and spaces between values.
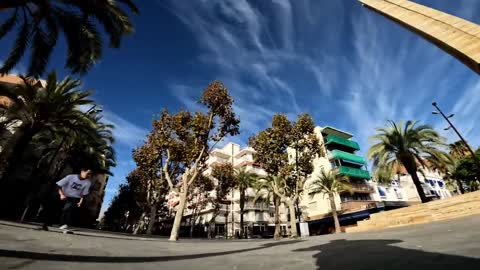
294, 239, 480, 270
0, 240, 302, 263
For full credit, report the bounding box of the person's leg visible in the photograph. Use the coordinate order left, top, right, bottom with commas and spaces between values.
61, 198, 79, 228
60, 199, 73, 227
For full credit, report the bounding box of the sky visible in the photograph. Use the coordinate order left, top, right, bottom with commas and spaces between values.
1, 0, 480, 216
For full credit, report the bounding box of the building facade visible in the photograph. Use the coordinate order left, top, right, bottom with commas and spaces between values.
183, 142, 289, 238
301, 126, 375, 223
181, 128, 453, 237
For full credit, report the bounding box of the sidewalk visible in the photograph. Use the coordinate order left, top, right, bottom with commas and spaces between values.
0, 220, 160, 241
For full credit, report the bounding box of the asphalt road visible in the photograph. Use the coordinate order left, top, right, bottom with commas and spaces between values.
1, 215, 479, 270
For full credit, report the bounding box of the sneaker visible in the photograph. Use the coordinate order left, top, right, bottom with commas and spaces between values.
59, 224, 68, 230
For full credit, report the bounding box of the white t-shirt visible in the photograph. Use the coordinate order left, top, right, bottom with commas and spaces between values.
56, 175, 92, 198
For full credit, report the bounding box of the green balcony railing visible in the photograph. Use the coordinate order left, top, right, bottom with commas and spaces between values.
329, 150, 366, 165
338, 166, 370, 179
325, 134, 360, 150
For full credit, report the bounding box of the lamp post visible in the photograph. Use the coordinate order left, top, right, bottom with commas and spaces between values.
431, 102, 475, 157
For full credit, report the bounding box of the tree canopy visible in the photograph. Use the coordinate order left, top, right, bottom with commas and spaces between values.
0, 0, 138, 77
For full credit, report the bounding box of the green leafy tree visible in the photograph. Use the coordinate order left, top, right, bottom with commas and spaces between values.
450, 149, 480, 193
146, 81, 239, 241
234, 168, 258, 238
0, 0, 138, 77
132, 141, 169, 235
249, 113, 321, 238
368, 120, 451, 203
308, 169, 352, 233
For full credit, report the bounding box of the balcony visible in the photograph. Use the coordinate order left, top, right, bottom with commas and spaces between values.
329, 149, 366, 165
341, 200, 377, 212
342, 183, 375, 193
338, 166, 370, 179
325, 134, 360, 151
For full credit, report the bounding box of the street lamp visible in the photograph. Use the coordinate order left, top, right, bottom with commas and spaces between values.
431, 102, 475, 157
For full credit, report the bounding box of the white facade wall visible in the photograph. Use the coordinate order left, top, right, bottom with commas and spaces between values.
184, 142, 289, 237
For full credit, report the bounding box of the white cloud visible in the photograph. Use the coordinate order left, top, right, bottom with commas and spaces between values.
162, 0, 480, 152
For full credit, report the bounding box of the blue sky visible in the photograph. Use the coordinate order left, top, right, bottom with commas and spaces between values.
1, 0, 480, 215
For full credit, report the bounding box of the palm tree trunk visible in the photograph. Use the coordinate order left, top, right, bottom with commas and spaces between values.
287, 200, 298, 238
239, 187, 245, 239
273, 195, 281, 240
406, 166, 428, 203
169, 190, 187, 241
456, 179, 465, 194
146, 204, 157, 235
329, 193, 341, 233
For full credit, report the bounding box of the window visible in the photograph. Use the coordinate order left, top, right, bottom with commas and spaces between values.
378, 187, 386, 198
394, 188, 402, 199
437, 181, 444, 188
269, 212, 274, 218
330, 161, 336, 169
341, 193, 371, 202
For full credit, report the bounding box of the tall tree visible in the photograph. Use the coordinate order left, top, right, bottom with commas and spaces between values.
210, 163, 236, 238
450, 149, 480, 193
147, 81, 239, 241
308, 169, 352, 233
132, 140, 168, 235
0, 0, 138, 77
249, 113, 321, 238
234, 168, 257, 238
368, 120, 451, 203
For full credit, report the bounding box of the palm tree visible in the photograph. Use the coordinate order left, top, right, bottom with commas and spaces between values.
0, 0, 138, 77
374, 166, 395, 186
308, 169, 352, 233
234, 168, 257, 238
368, 120, 451, 203
0, 72, 97, 181
254, 175, 282, 240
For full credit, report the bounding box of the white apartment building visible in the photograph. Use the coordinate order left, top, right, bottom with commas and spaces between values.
183, 142, 289, 238
372, 167, 452, 206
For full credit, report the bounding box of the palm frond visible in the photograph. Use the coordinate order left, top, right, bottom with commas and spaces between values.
0, 15, 30, 75
0, 9, 18, 39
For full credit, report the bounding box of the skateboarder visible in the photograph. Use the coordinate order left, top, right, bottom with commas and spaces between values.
56, 168, 93, 231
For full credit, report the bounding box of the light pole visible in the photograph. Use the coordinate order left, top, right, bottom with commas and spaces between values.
431, 102, 475, 157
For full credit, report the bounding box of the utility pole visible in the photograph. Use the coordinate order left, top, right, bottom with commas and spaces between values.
432, 102, 479, 193
432, 102, 475, 157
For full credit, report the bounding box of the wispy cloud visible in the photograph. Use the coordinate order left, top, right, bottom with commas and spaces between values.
161, 0, 480, 152
102, 110, 148, 149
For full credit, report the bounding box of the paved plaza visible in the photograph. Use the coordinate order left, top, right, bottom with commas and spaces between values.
1, 215, 479, 270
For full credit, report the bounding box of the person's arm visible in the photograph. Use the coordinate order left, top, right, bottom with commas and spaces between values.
58, 188, 67, 200
77, 197, 84, 207
78, 181, 92, 207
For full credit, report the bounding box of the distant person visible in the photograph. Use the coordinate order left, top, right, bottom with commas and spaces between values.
55, 169, 93, 231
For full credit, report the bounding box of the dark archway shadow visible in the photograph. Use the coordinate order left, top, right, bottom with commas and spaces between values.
294, 239, 480, 270
0, 240, 302, 263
